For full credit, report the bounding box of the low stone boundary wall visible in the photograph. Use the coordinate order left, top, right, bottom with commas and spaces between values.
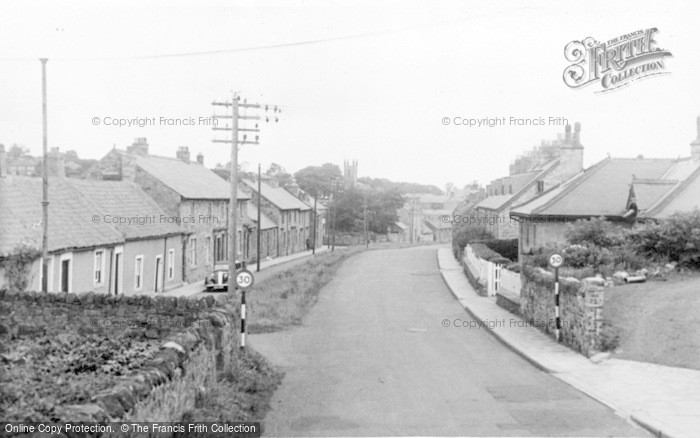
0, 289, 238, 422
520, 267, 606, 356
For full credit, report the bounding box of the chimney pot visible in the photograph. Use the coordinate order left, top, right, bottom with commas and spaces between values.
127, 137, 149, 156
196, 152, 204, 165
176, 146, 191, 163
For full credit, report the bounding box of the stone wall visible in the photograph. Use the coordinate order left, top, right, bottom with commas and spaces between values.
520, 267, 606, 356
0, 289, 238, 421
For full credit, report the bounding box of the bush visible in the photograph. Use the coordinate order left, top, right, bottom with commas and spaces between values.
629, 210, 700, 268
480, 239, 518, 261
452, 224, 493, 258
470, 243, 510, 265
565, 217, 627, 248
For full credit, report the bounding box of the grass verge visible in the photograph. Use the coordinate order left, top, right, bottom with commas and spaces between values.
229, 247, 363, 334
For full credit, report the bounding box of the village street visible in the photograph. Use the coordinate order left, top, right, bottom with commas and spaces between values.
250, 246, 648, 437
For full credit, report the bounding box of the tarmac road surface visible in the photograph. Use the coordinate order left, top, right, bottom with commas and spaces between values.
250, 246, 649, 437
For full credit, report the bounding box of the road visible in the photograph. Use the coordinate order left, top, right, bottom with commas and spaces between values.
250, 246, 649, 437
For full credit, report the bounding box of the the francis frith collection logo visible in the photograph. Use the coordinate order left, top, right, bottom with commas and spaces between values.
563, 28, 672, 93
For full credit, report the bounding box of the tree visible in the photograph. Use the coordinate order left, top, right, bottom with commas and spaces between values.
265, 162, 293, 188
294, 163, 342, 197
7, 144, 29, 162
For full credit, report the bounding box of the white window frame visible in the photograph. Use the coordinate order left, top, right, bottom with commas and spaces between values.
190, 237, 197, 267
58, 252, 73, 293
167, 249, 175, 280
134, 255, 144, 291
94, 249, 106, 286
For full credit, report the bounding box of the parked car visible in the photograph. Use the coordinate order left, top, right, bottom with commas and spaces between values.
205, 261, 242, 292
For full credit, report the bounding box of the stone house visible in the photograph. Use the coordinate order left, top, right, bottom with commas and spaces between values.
510, 119, 700, 260
86, 138, 251, 282
474, 123, 585, 239
0, 154, 186, 294
245, 203, 278, 261
241, 178, 313, 257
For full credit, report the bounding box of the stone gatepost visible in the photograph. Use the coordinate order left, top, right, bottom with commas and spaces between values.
581, 278, 606, 356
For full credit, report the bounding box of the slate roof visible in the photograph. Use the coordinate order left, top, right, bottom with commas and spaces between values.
511, 158, 679, 218
423, 219, 452, 231
246, 204, 277, 230
69, 179, 185, 240
241, 179, 311, 211
127, 152, 250, 200
0, 176, 187, 256
476, 161, 558, 212
0, 176, 123, 255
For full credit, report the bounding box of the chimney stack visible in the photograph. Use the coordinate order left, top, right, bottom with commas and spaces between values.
691, 116, 700, 160
557, 122, 584, 181
196, 152, 204, 165
127, 137, 149, 156
0, 144, 6, 178
48, 147, 65, 178
176, 146, 190, 163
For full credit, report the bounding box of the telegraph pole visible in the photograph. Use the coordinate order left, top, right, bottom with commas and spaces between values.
312, 195, 317, 255
256, 163, 262, 272
363, 190, 369, 249
40, 58, 49, 293
212, 96, 280, 292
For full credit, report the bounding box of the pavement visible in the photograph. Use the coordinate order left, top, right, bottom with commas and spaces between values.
160, 246, 332, 297
251, 246, 649, 436
437, 246, 700, 438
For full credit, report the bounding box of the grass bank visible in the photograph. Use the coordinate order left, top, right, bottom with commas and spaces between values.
228, 246, 364, 334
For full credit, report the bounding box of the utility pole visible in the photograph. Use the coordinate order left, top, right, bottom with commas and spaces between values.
363, 190, 369, 249
330, 177, 341, 252
256, 163, 262, 272
312, 195, 317, 255
40, 58, 49, 293
212, 96, 280, 293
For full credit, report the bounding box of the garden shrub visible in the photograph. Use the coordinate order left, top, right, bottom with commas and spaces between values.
452, 223, 493, 258
565, 217, 627, 248
628, 210, 700, 269
480, 239, 518, 261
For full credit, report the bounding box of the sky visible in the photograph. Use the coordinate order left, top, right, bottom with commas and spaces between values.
1, 0, 699, 190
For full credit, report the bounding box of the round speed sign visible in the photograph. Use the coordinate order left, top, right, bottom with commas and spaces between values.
548, 253, 564, 269
235, 269, 255, 290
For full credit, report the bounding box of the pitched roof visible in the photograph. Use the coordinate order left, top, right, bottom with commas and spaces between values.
241, 179, 311, 211
0, 176, 124, 255
68, 179, 185, 240
627, 180, 677, 211
128, 152, 250, 200
476, 161, 558, 212
423, 219, 452, 231
642, 161, 700, 219
246, 204, 277, 230
511, 158, 678, 218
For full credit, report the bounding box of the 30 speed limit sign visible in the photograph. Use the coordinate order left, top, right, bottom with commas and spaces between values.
548, 253, 564, 269
235, 269, 255, 290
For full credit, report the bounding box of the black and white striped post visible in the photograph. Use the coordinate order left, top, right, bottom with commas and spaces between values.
235, 266, 255, 349
548, 252, 564, 343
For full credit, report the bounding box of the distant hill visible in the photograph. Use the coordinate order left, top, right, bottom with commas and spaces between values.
358, 177, 442, 195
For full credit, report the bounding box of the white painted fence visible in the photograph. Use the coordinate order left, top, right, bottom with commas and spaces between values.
463, 244, 522, 297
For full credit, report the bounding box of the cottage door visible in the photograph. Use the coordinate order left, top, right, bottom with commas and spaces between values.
60, 259, 70, 292
154, 256, 163, 292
